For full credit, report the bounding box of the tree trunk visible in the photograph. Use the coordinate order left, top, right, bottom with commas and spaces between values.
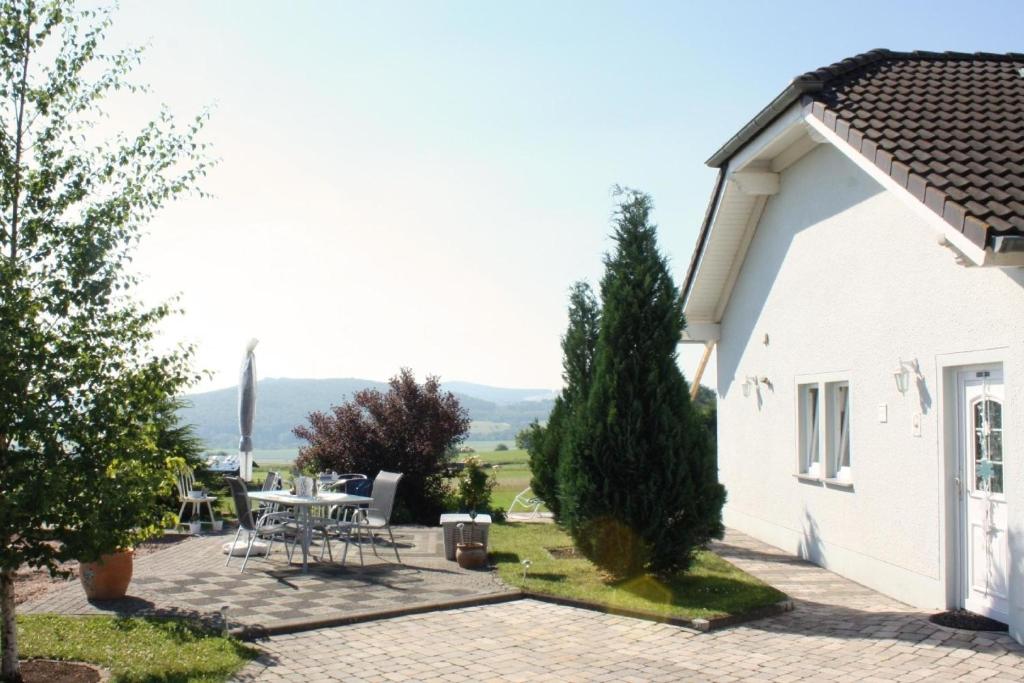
0, 570, 19, 683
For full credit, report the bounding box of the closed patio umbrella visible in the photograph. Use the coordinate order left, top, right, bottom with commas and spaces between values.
238, 338, 258, 481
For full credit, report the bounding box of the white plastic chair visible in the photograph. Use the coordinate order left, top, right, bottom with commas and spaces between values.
175, 466, 218, 527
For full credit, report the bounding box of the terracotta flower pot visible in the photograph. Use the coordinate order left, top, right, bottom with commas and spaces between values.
456, 542, 487, 570
79, 549, 134, 600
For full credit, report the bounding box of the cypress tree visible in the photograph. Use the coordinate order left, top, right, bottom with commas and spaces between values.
527, 282, 599, 520
561, 189, 725, 577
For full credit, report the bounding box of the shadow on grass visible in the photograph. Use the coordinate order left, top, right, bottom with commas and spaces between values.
525, 573, 569, 584
111, 615, 228, 645
489, 551, 521, 564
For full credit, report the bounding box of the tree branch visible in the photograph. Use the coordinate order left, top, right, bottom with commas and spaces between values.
9, 21, 31, 262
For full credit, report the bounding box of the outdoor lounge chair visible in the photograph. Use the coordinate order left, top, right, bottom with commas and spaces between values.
224, 476, 303, 572
508, 487, 545, 519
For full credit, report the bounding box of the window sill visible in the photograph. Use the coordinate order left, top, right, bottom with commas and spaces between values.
823, 478, 855, 491
793, 473, 823, 485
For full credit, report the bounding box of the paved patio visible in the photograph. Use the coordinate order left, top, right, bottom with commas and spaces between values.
234, 530, 1024, 682
21, 526, 511, 630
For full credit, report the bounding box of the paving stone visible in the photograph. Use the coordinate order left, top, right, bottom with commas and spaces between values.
22, 526, 510, 629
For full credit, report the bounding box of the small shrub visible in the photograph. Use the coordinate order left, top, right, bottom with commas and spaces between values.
494, 443, 509, 451
453, 457, 496, 513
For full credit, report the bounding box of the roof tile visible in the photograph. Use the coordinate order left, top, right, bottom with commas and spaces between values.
804, 51, 1024, 248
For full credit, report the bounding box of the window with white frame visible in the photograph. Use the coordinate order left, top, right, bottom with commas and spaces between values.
798, 384, 821, 477
827, 381, 851, 482
798, 379, 853, 482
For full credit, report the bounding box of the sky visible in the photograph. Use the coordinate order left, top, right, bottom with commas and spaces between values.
94, 0, 1024, 392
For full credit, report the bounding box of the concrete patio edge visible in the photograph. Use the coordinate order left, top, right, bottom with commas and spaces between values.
231, 584, 794, 640
231, 590, 523, 640
519, 591, 794, 632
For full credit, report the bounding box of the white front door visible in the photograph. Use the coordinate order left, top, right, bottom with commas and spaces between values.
957, 366, 1009, 622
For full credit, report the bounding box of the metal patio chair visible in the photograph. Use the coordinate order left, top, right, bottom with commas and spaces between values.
224, 476, 303, 572
353, 471, 404, 563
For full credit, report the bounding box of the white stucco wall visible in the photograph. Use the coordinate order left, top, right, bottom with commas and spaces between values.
714, 142, 1024, 640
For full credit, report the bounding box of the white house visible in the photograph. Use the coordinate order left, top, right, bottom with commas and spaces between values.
681, 50, 1024, 643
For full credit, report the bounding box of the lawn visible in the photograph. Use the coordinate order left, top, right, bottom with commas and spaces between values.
12, 614, 258, 682
489, 522, 785, 620
469, 448, 545, 512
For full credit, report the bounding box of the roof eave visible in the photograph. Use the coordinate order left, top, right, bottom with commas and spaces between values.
704, 77, 824, 168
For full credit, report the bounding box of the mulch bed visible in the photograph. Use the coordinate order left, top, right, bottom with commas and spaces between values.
929, 609, 1009, 632
19, 659, 103, 683
13, 534, 191, 606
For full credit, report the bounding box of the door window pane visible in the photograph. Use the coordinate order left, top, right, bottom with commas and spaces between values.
973, 399, 1003, 494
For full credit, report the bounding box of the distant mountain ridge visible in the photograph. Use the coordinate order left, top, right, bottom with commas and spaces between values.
178, 377, 556, 449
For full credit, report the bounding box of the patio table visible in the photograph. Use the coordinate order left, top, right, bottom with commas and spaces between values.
247, 491, 372, 572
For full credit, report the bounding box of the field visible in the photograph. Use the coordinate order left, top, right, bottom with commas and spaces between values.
471, 447, 537, 511
207, 439, 517, 469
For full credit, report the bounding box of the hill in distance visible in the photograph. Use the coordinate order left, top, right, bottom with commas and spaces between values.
178, 377, 556, 450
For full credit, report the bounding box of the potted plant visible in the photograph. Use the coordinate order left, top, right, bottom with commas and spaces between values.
74, 455, 180, 599
63, 406, 202, 602
186, 512, 203, 535
455, 520, 487, 569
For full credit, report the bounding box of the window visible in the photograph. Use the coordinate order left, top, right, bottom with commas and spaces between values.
972, 398, 1003, 495
798, 384, 821, 477
797, 378, 852, 483
828, 381, 851, 482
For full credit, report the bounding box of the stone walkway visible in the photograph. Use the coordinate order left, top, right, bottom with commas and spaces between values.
234, 530, 1024, 682
22, 526, 510, 630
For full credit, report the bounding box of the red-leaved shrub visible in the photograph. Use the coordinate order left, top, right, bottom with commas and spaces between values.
294, 369, 470, 523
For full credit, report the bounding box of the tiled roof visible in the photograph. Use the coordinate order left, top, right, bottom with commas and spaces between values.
801, 50, 1024, 249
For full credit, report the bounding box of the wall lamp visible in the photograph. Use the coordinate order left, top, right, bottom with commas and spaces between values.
894, 359, 913, 394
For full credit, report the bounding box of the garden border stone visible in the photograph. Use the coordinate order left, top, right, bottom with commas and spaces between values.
233, 590, 523, 640
519, 591, 793, 632
232, 584, 793, 640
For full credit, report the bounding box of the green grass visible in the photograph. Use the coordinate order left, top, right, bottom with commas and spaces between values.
491, 467, 534, 510
460, 448, 544, 512
489, 522, 785, 620
472, 448, 530, 467
467, 421, 512, 436
13, 615, 258, 682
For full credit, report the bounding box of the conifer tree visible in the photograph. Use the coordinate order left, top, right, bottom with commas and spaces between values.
527, 282, 599, 520
560, 189, 725, 577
